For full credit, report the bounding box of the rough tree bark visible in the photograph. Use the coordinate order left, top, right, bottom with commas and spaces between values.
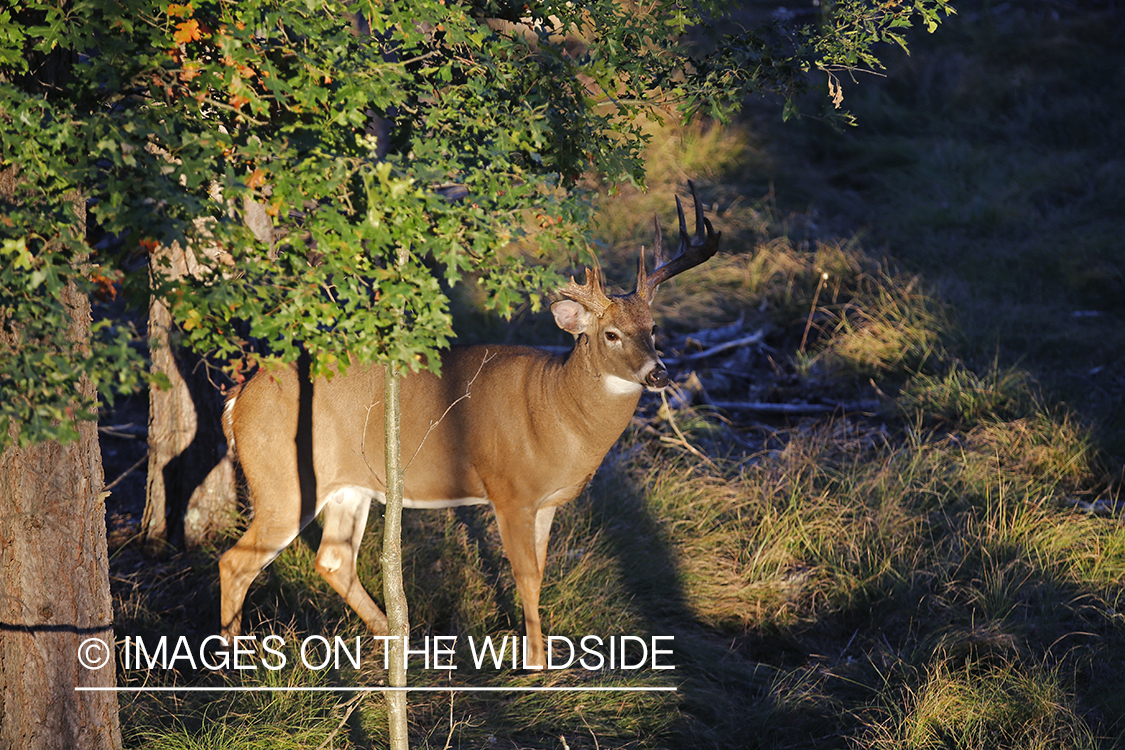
141, 196, 271, 551
142, 239, 236, 552
0, 170, 122, 750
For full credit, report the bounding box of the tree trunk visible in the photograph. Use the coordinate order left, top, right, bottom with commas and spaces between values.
382, 362, 410, 749
0, 183, 122, 748
142, 241, 236, 552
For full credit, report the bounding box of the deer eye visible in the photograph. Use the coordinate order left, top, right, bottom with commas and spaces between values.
605, 330, 620, 343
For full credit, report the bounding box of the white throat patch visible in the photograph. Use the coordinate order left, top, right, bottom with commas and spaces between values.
604, 374, 643, 395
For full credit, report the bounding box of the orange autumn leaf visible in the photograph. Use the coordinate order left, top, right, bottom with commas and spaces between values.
89, 270, 120, 302
167, 3, 194, 18
179, 61, 201, 82
229, 93, 250, 109
174, 19, 203, 44
246, 168, 266, 189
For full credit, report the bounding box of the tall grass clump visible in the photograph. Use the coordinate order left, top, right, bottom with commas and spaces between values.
810, 271, 949, 378
591, 402, 1123, 745
898, 359, 1035, 428
858, 662, 1099, 750
661, 225, 955, 381
126, 661, 348, 750
591, 118, 765, 262
772, 5, 1125, 453
762, 241, 954, 381
627, 420, 931, 635
640, 208, 956, 386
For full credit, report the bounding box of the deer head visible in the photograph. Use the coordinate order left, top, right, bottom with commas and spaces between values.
551, 181, 721, 392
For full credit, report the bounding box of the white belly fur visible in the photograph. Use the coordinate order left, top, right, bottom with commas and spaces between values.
322, 484, 578, 511
324, 485, 490, 510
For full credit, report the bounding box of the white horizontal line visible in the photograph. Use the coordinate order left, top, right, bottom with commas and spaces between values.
76, 686, 676, 693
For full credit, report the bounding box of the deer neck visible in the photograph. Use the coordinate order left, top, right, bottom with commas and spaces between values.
550, 334, 644, 448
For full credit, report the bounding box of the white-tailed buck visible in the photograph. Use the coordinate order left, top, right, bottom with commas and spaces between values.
220, 183, 720, 668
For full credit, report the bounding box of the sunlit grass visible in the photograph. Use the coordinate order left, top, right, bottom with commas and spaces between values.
860, 662, 1099, 750
898, 359, 1034, 428
125, 654, 347, 750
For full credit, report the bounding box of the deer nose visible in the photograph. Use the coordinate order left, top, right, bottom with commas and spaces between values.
645, 366, 669, 389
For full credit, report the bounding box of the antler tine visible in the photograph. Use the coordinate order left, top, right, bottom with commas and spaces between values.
652, 213, 668, 270
637, 243, 648, 295
559, 266, 613, 318
634, 215, 663, 301
642, 180, 721, 299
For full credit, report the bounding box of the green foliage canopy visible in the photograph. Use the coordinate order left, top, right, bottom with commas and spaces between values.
0, 0, 953, 447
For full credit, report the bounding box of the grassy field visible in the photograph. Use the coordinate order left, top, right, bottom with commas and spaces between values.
112, 2, 1125, 748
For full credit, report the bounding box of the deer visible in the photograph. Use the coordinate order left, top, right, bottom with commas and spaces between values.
218, 182, 720, 669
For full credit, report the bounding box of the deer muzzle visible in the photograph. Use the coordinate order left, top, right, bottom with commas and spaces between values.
645, 366, 670, 389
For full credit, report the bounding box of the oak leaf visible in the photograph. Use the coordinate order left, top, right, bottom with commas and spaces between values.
173, 19, 202, 44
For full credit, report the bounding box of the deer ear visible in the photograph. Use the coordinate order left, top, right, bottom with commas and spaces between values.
551, 299, 594, 335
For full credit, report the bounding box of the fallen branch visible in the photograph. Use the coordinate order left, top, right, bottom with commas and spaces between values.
664, 329, 768, 365
709, 400, 882, 415
673, 315, 745, 347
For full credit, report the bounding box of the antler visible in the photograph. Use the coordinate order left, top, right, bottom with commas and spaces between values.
558, 266, 613, 318
637, 181, 721, 301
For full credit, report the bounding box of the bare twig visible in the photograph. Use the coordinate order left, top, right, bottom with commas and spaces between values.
355, 350, 497, 481
398, 50, 442, 67
315, 694, 365, 750
437, 690, 483, 750
358, 399, 387, 487
800, 271, 829, 353
579, 710, 602, 750
659, 390, 719, 469
98, 423, 148, 438
404, 350, 495, 473
104, 451, 151, 492
443, 692, 456, 750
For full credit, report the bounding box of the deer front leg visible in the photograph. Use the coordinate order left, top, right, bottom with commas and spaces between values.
494, 504, 549, 669
535, 505, 557, 575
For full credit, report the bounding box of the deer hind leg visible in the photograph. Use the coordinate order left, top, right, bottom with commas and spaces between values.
219, 515, 302, 640
314, 486, 389, 635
